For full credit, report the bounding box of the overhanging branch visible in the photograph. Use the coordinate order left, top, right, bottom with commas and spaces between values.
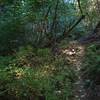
57, 15, 85, 42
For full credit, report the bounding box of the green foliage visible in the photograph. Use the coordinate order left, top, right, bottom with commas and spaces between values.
82, 44, 100, 86
0, 0, 99, 99
12, 46, 53, 67
0, 0, 99, 54
0, 47, 76, 100
1, 0, 98, 53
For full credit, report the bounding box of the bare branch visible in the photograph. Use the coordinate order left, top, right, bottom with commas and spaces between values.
77, 0, 83, 14
50, 0, 59, 33
58, 15, 85, 41
44, 5, 51, 20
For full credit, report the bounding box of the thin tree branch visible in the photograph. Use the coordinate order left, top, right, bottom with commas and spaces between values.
77, 0, 83, 14
58, 15, 85, 41
46, 15, 85, 47
44, 5, 51, 20
66, 15, 85, 33
50, 0, 59, 33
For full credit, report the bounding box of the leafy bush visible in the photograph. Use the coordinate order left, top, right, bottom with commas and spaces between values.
0, 47, 76, 100
82, 44, 100, 86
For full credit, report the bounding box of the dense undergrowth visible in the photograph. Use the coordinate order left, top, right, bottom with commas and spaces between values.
0, 46, 76, 100
82, 44, 100, 95
0, 43, 99, 100
0, 0, 99, 100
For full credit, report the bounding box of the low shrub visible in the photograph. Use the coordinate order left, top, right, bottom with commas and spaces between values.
0, 46, 76, 100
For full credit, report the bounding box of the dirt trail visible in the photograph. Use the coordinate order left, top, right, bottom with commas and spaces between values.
62, 41, 87, 100
62, 41, 100, 100
73, 64, 87, 100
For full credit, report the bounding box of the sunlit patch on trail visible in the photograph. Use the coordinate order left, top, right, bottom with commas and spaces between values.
60, 41, 87, 100
61, 41, 85, 66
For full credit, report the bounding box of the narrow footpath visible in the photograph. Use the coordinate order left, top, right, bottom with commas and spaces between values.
62, 41, 87, 100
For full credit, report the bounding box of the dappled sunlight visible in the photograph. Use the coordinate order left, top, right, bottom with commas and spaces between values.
0, 0, 99, 99
11, 68, 25, 79
61, 41, 85, 66
61, 41, 87, 100
35, 65, 57, 78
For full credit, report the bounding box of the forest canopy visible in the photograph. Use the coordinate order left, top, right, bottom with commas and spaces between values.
0, 0, 99, 53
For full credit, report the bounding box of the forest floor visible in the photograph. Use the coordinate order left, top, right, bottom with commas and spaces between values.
73, 63, 87, 100
63, 41, 100, 100
60, 41, 87, 100
61, 41, 99, 100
